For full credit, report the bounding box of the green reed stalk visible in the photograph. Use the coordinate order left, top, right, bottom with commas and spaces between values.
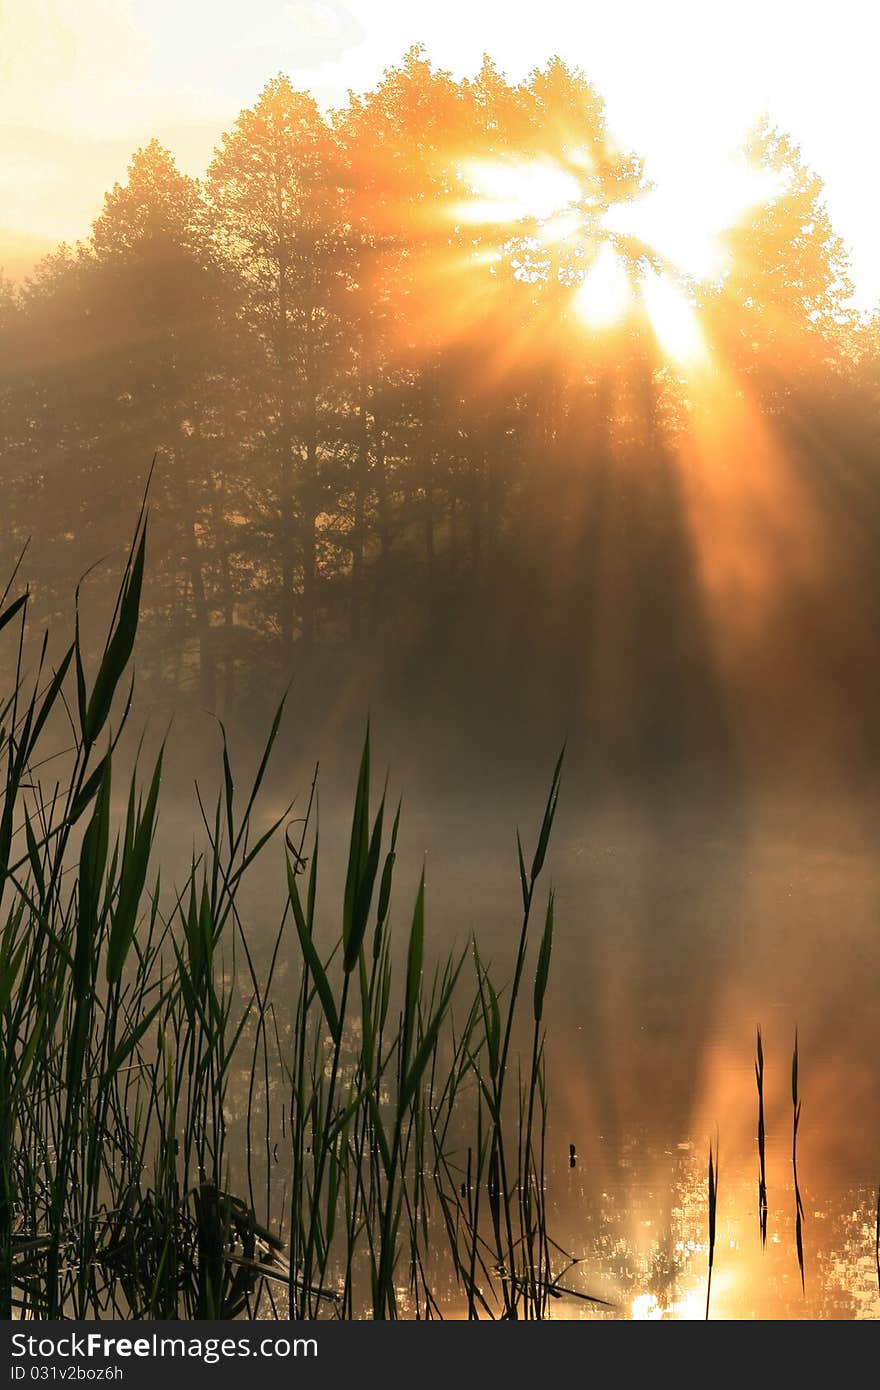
755, 1026, 767, 1249
867, 1178, 873, 1295
706, 1136, 718, 1320
792, 1031, 805, 1293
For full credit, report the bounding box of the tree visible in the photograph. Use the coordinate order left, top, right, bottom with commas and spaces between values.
708, 119, 853, 387
207, 75, 347, 654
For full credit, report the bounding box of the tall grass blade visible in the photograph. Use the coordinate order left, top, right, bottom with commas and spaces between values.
755, 1026, 767, 1249
792, 1030, 805, 1293
706, 1136, 718, 1320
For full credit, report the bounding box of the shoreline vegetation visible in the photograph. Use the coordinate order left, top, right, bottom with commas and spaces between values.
0, 519, 578, 1320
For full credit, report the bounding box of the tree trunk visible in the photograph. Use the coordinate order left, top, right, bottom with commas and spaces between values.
300, 356, 319, 652
370, 424, 391, 634
277, 255, 297, 659
185, 519, 216, 711
350, 364, 370, 639
210, 474, 236, 712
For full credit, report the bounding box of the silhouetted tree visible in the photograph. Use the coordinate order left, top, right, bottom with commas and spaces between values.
207, 76, 348, 655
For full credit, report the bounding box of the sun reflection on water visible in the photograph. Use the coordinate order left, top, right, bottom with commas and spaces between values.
543, 1132, 880, 1320
631, 1288, 707, 1320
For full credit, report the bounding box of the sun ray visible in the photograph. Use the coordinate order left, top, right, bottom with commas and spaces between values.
640, 269, 707, 368
573, 242, 632, 328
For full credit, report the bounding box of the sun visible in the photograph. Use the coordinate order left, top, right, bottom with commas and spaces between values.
454, 158, 583, 226
603, 160, 782, 282
448, 148, 774, 371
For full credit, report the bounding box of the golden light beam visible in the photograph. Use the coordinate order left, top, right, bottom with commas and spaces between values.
640, 269, 707, 368
573, 242, 632, 328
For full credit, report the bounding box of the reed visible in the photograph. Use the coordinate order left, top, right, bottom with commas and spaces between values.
755, 1026, 767, 1248
705, 1136, 718, 1320
867, 1178, 873, 1295
0, 521, 578, 1320
792, 1031, 805, 1293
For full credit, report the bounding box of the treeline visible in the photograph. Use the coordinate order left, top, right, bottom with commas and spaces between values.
1, 48, 878, 733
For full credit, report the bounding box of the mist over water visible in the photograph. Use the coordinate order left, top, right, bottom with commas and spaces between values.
146, 670, 880, 1320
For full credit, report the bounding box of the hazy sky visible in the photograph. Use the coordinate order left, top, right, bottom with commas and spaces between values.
1, 0, 878, 305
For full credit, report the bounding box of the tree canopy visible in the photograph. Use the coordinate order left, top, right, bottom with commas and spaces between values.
1, 53, 875, 782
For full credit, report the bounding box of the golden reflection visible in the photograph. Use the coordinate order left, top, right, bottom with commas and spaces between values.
631, 1285, 717, 1320
541, 1117, 880, 1318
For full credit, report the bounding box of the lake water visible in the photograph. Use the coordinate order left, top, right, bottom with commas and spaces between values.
394, 784, 880, 1319
159, 770, 880, 1320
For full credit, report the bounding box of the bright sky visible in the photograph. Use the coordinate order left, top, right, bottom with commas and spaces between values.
1, 0, 878, 306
